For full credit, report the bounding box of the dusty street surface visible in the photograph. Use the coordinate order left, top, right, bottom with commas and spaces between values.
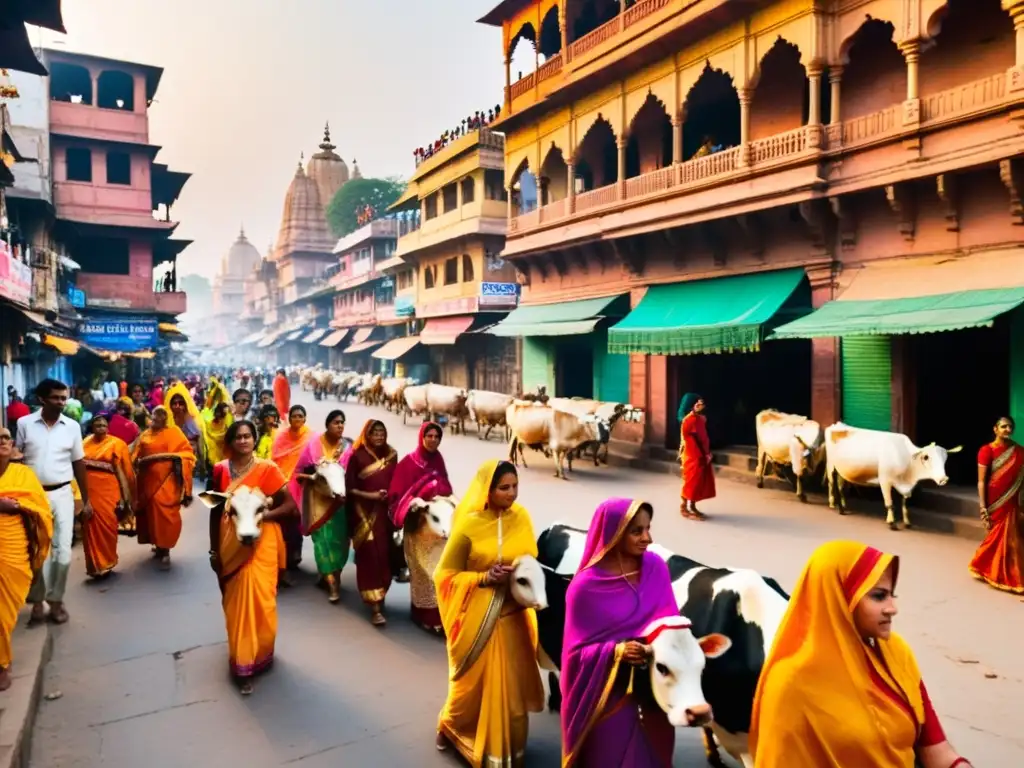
30, 392, 1023, 766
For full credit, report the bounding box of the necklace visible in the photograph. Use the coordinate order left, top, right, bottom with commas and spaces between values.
229, 456, 255, 480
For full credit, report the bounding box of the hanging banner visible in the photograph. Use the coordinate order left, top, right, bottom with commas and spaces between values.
79, 315, 158, 352
0, 242, 32, 305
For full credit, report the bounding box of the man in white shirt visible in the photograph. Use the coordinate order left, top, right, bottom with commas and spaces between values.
16, 379, 92, 625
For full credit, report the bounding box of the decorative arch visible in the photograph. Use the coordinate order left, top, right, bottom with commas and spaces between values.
509, 156, 538, 215
96, 70, 135, 110
573, 116, 618, 190
540, 144, 570, 203
508, 22, 537, 59
48, 62, 92, 104
539, 6, 562, 58
574, 106, 622, 154
838, 14, 900, 65
748, 37, 805, 92
508, 155, 532, 188
626, 94, 672, 178
680, 64, 741, 159
625, 75, 674, 128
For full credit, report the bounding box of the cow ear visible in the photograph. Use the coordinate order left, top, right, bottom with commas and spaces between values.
408, 497, 427, 512
698, 633, 732, 659
197, 491, 230, 509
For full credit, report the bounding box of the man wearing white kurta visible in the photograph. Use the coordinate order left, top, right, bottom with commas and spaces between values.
16, 379, 92, 625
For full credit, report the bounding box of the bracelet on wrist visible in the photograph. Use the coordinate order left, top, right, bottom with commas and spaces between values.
948, 758, 970, 768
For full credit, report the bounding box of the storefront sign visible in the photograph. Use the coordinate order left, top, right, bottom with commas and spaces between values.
0, 242, 32, 305
417, 296, 478, 319
479, 281, 520, 307
79, 315, 158, 352
67, 285, 86, 308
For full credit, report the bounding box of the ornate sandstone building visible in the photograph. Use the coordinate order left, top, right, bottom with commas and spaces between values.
480, 0, 1024, 488
211, 227, 261, 347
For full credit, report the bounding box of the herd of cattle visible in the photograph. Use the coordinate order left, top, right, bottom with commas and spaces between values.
297, 366, 644, 480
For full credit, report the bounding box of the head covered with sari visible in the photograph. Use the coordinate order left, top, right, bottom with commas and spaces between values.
389, 421, 452, 528
560, 498, 678, 767
204, 377, 232, 413
164, 382, 203, 432
350, 418, 392, 459
451, 458, 524, 526
677, 392, 701, 422
750, 540, 926, 767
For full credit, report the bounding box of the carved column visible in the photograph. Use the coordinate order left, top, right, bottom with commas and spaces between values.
559, 5, 569, 62
739, 88, 752, 167
827, 66, 843, 148
807, 264, 841, 427
617, 136, 627, 200
806, 67, 823, 148
90, 70, 99, 106
566, 156, 576, 215
504, 56, 512, 110
671, 117, 682, 164
898, 39, 921, 127
1007, 2, 1024, 92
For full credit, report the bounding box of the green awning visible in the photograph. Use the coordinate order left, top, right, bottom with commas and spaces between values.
608, 268, 807, 355
770, 287, 1024, 339
488, 295, 624, 337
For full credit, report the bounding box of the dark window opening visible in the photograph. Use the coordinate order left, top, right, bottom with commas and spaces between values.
462, 254, 475, 282
66, 147, 92, 182
73, 237, 131, 275
424, 265, 436, 289
425, 194, 438, 220
96, 70, 135, 111
49, 62, 92, 105
442, 183, 458, 213
106, 152, 131, 185
484, 169, 508, 201
461, 177, 475, 204
444, 257, 458, 285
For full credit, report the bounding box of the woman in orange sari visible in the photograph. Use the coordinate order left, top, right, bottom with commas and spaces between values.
750, 540, 973, 768
271, 404, 313, 575
0, 427, 52, 691
677, 392, 715, 521
206, 419, 295, 696
133, 405, 195, 570
81, 415, 135, 579
970, 415, 1024, 593
345, 419, 398, 626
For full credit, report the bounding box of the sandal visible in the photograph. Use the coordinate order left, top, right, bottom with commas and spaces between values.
27, 606, 47, 628
371, 611, 387, 627
48, 606, 70, 625
158, 555, 171, 571
239, 680, 254, 696
435, 732, 449, 752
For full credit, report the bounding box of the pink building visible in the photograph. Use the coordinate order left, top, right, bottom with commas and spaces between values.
45, 49, 190, 321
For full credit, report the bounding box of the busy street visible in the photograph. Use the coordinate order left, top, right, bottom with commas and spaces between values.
23, 391, 1024, 767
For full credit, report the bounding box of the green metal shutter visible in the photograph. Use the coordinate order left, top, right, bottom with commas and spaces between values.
841, 336, 892, 430
1010, 308, 1024, 432
522, 337, 555, 393
593, 328, 630, 403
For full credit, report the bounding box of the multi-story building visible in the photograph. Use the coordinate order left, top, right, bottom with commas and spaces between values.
390, 126, 523, 393
480, 0, 1024, 484
211, 227, 261, 348
43, 48, 191, 344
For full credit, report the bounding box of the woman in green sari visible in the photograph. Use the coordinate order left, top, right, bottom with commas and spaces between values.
291, 410, 351, 602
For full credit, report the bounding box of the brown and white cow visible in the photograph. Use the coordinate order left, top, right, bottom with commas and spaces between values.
506, 403, 610, 479
467, 389, 515, 441
824, 422, 962, 530
399, 495, 457, 635
425, 384, 470, 433
380, 377, 412, 413
402, 384, 430, 424
198, 486, 268, 546
357, 374, 383, 405
550, 398, 644, 465
754, 410, 826, 502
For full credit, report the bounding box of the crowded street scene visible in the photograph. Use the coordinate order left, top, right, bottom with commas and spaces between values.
2, 0, 1024, 766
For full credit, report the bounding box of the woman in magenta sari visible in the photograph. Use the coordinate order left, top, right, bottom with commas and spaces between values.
970, 415, 1024, 594
389, 421, 453, 633
345, 419, 398, 626
561, 498, 679, 768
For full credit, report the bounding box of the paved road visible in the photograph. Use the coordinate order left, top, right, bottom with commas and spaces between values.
29, 392, 1024, 766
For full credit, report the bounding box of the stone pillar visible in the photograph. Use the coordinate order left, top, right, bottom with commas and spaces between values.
566, 157, 576, 214
132, 74, 147, 113
739, 88, 752, 167
507, 188, 514, 221
899, 40, 921, 126
829, 67, 843, 124
617, 136, 627, 199
806, 67, 823, 148
808, 266, 841, 427
90, 71, 99, 106
1008, 3, 1024, 92
504, 57, 512, 110
559, 6, 569, 61
671, 117, 682, 164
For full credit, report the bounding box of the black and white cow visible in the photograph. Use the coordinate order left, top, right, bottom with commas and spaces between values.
535, 523, 790, 768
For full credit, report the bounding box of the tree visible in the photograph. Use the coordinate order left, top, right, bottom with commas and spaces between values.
326, 177, 406, 237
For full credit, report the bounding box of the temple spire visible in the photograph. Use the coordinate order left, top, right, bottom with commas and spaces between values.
320, 122, 335, 152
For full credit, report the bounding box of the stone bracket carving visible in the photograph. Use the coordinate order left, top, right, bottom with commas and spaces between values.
735, 214, 765, 260
611, 238, 645, 276
829, 197, 857, 250
696, 222, 726, 267
884, 183, 917, 241
662, 228, 685, 268
568, 246, 589, 274
935, 174, 960, 232
549, 251, 568, 278
531, 254, 549, 281
512, 259, 531, 287
798, 199, 833, 253
999, 158, 1024, 225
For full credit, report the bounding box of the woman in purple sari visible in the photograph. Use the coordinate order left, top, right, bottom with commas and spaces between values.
561, 498, 678, 768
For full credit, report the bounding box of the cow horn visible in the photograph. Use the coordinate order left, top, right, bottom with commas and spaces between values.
946, 445, 963, 454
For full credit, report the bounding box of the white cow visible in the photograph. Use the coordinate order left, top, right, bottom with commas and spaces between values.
824, 422, 962, 530
644, 615, 732, 728
399, 495, 457, 635
509, 555, 548, 611
198, 486, 268, 545
754, 410, 826, 502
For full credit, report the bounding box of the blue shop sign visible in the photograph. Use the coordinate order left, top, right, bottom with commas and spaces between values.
67, 285, 86, 308
479, 281, 520, 307
394, 295, 416, 317
79, 316, 158, 352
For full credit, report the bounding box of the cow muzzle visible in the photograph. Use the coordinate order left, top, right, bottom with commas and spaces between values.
936, 476, 949, 486
683, 702, 713, 728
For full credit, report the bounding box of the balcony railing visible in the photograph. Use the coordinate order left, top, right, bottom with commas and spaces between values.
508, 69, 1020, 237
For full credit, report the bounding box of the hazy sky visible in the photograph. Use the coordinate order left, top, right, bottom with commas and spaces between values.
38, 0, 506, 278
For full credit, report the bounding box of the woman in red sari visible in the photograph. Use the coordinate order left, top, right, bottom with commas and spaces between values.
678, 392, 715, 521
970, 415, 1024, 594
345, 419, 398, 626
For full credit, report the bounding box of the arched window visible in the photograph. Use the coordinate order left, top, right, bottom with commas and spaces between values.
462, 254, 475, 282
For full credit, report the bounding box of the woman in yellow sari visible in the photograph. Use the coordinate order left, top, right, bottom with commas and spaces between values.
255, 404, 279, 460
434, 459, 544, 767
204, 402, 233, 467
133, 405, 195, 571
81, 415, 135, 579
750, 540, 974, 768
271, 404, 313, 573
0, 427, 52, 691
206, 419, 296, 696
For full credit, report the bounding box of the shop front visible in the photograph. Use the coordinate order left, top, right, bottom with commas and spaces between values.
609, 268, 812, 449
771, 250, 1024, 486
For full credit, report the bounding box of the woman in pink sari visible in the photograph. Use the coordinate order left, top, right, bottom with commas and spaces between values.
561, 498, 679, 767
388, 421, 453, 633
